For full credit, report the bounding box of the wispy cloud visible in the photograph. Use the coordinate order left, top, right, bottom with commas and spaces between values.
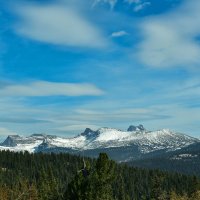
14, 2, 108, 48
92, 0, 117, 10
146, 104, 200, 135
124, 0, 151, 11
137, 0, 200, 68
0, 117, 49, 124
111, 30, 129, 37
134, 2, 151, 12
72, 107, 170, 123
124, 0, 140, 4
0, 81, 104, 97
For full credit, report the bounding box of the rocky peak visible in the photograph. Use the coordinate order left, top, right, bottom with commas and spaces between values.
127, 125, 145, 132
36, 138, 55, 151
1, 135, 21, 147
81, 128, 95, 136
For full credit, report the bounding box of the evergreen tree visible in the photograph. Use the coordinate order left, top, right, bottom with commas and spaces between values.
115, 174, 129, 200
93, 153, 115, 200
65, 153, 115, 200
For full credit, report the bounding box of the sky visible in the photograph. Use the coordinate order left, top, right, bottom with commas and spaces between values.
0, 0, 200, 139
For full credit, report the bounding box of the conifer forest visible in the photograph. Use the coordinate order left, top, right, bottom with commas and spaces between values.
0, 151, 200, 200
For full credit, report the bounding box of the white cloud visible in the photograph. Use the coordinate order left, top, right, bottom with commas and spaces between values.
14, 3, 108, 48
146, 104, 200, 136
124, 0, 150, 11
92, 0, 117, 10
137, 0, 200, 68
134, 2, 151, 12
111, 30, 129, 37
124, 0, 141, 5
0, 127, 17, 136
67, 107, 168, 123
0, 81, 104, 97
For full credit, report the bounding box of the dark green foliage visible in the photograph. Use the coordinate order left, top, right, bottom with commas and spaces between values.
65, 153, 115, 200
94, 153, 115, 200
0, 150, 88, 200
0, 150, 200, 200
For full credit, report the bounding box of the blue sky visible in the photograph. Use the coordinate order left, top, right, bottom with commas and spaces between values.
0, 0, 200, 139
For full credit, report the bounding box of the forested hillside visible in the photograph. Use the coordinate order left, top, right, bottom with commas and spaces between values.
0, 150, 200, 200
128, 142, 200, 177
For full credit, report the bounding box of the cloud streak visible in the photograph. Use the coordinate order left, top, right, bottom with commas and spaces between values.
124, 0, 151, 11
92, 0, 117, 10
134, 2, 151, 12
137, 0, 200, 68
124, 0, 140, 5
111, 30, 129, 37
0, 81, 104, 97
14, 2, 108, 48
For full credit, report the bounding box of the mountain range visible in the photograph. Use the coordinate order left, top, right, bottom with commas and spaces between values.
0, 125, 199, 163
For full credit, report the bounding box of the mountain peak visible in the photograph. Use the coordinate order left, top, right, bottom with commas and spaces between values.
127, 124, 145, 132
81, 128, 95, 136
1, 135, 21, 147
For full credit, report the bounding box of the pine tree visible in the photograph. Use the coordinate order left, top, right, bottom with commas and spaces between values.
114, 173, 129, 200
93, 153, 115, 200
65, 153, 115, 200
65, 159, 92, 200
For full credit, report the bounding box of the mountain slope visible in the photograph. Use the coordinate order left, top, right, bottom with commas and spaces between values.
128, 142, 200, 176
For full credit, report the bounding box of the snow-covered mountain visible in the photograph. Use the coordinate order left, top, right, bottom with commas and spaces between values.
0, 125, 199, 161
